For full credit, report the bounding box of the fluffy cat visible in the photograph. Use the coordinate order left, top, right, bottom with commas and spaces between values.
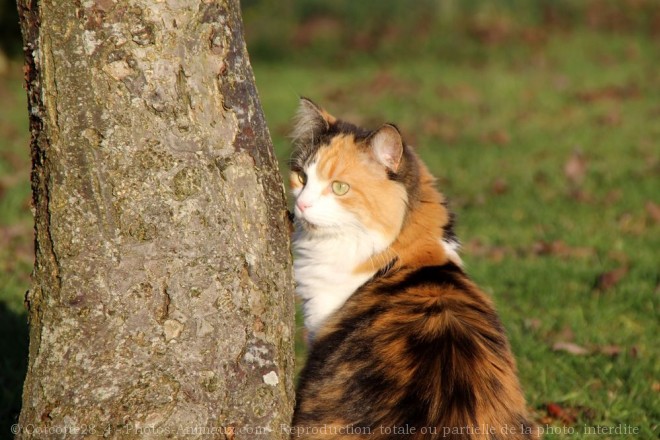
289, 98, 534, 440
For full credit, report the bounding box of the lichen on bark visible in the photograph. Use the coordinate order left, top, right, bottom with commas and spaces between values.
17, 1, 294, 438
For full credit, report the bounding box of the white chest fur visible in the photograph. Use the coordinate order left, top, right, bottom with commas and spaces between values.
293, 228, 382, 340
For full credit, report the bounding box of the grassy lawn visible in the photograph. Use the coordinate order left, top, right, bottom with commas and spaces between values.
0, 63, 31, 434
254, 29, 659, 437
1, 17, 658, 440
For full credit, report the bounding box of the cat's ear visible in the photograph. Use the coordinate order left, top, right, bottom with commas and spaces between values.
368, 124, 403, 172
291, 98, 336, 146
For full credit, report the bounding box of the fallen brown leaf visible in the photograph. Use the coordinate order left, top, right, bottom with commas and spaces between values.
546, 402, 577, 424
598, 345, 622, 357
464, 238, 511, 262
594, 266, 628, 291
645, 201, 660, 224
543, 403, 596, 425
531, 240, 595, 259
366, 71, 415, 96
490, 177, 509, 195
557, 326, 575, 342
466, 16, 513, 45
483, 129, 510, 146
421, 116, 458, 143
606, 250, 630, 266
552, 341, 589, 355
564, 150, 587, 186
629, 346, 639, 358
450, 83, 481, 105
531, 240, 557, 255
568, 188, 594, 203
574, 84, 640, 103
520, 27, 547, 47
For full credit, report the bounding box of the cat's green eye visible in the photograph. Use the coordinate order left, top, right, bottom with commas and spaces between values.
331, 181, 350, 196
297, 172, 307, 185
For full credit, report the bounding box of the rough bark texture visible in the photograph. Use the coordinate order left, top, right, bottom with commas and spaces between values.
17, 0, 294, 438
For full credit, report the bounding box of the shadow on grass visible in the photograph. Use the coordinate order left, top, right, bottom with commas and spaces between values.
0, 301, 28, 433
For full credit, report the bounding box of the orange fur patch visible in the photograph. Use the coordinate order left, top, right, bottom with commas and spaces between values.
314, 135, 408, 241
353, 159, 453, 275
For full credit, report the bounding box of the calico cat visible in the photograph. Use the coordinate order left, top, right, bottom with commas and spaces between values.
289, 98, 535, 440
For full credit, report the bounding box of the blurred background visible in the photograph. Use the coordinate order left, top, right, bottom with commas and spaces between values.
1, 0, 659, 436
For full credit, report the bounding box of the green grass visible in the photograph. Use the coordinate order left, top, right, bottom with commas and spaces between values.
254, 29, 659, 437
1, 19, 658, 439
0, 64, 31, 433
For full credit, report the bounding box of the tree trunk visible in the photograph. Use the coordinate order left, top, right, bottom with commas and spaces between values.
16, 1, 294, 438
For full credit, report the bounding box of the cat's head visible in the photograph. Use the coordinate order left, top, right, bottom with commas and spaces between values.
289, 98, 420, 248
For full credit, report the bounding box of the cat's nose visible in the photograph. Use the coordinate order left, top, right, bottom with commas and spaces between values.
296, 199, 311, 212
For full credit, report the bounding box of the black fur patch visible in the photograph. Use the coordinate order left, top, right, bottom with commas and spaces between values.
290, 119, 370, 172
373, 257, 399, 279
442, 207, 459, 246
379, 262, 468, 295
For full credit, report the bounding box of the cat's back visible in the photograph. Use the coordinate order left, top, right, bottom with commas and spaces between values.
294, 261, 535, 440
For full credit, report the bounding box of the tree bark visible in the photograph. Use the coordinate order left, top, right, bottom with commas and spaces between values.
16, 1, 294, 438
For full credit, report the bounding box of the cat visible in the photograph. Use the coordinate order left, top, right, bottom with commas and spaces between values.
289, 98, 535, 440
